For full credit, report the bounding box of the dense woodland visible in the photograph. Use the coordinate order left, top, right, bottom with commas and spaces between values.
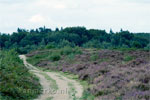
0, 26, 150, 53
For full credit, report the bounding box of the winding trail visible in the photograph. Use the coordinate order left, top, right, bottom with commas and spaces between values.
19, 55, 83, 100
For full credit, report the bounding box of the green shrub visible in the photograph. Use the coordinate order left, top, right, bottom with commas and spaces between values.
90, 53, 99, 61
45, 43, 56, 49
82, 40, 101, 48
74, 46, 82, 54
137, 84, 150, 91
58, 39, 75, 48
60, 46, 82, 55
144, 44, 150, 51
112, 48, 137, 52
123, 55, 134, 62
132, 41, 142, 48
66, 53, 75, 62
49, 53, 61, 61
60, 46, 73, 55
81, 90, 95, 100
0, 50, 42, 100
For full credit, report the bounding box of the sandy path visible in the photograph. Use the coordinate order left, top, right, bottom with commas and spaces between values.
34, 73, 51, 100
46, 72, 70, 100
19, 55, 83, 100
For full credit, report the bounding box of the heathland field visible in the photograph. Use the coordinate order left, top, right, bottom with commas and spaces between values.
0, 27, 150, 100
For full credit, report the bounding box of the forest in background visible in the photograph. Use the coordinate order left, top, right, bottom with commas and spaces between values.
0, 26, 150, 53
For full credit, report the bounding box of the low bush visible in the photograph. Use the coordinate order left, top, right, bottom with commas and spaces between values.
60, 46, 82, 55
0, 50, 42, 100
74, 46, 82, 54
144, 44, 150, 51
123, 55, 134, 62
90, 53, 99, 61
60, 46, 73, 55
49, 53, 61, 61
45, 43, 56, 49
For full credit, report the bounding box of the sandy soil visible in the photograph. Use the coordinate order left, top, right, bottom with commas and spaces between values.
19, 55, 83, 100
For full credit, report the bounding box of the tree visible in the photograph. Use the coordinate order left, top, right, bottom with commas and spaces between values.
0, 26, 149, 52
58, 39, 75, 48
110, 29, 114, 34
40, 39, 46, 45
132, 41, 142, 48
55, 28, 59, 32
120, 28, 123, 32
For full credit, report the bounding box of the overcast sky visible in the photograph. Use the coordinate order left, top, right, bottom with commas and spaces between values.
0, 0, 150, 33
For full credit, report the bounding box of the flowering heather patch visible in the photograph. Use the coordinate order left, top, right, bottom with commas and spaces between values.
27, 49, 150, 100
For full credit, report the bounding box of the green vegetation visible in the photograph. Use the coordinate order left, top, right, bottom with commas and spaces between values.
90, 53, 99, 61
0, 27, 149, 54
66, 53, 75, 62
49, 53, 61, 61
60, 46, 82, 55
113, 47, 137, 52
123, 55, 135, 62
47, 46, 81, 62
27, 46, 82, 65
28, 53, 48, 65
137, 84, 150, 91
81, 90, 95, 100
0, 50, 42, 100
46, 97, 53, 100
68, 82, 77, 100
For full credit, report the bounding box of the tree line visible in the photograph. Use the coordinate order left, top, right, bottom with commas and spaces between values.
0, 26, 150, 53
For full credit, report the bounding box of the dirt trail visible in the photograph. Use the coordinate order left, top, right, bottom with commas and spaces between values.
19, 55, 83, 100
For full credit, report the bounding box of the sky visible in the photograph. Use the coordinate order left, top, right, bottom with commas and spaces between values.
0, 0, 150, 34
